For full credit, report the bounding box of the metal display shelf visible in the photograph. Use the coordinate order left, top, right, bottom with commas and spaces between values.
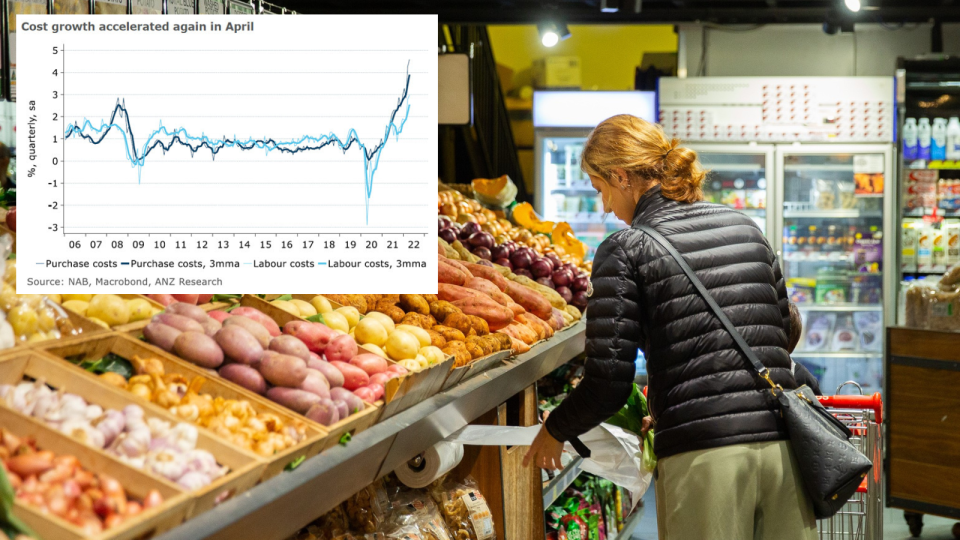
542, 456, 584, 509
790, 351, 882, 359
793, 303, 883, 312
154, 321, 586, 540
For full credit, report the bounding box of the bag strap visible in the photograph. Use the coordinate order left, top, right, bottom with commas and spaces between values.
637, 225, 778, 390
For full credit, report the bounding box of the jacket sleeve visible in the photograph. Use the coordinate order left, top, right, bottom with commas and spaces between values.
773, 254, 790, 337
544, 236, 643, 442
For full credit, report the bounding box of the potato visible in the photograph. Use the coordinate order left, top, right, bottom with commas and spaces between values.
259, 351, 308, 388
385, 330, 420, 361
354, 317, 388, 347
230, 307, 281, 337
223, 315, 272, 348
325, 333, 358, 363
85, 295, 130, 326
419, 346, 446, 366
300, 369, 331, 399
215, 325, 264, 366
398, 359, 421, 372
153, 313, 205, 334
332, 399, 349, 420
330, 387, 364, 415
349, 353, 388, 376
271, 299, 300, 317
199, 317, 222, 337
379, 305, 406, 324
269, 334, 311, 362
396, 324, 431, 348
219, 363, 267, 395
207, 310, 231, 323
309, 295, 333, 314
290, 299, 317, 317
369, 372, 394, 387
353, 386, 377, 403
307, 356, 344, 388
127, 299, 154, 322
364, 311, 396, 333
147, 294, 176, 307
62, 300, 89, 315
63, 294, 94, 302
283, 320, 334, 353
173, 331, 225, 369
143, 322, 182, 352
164, 302, 209, 323
425, 329, 447, 349
266, 387, 321, 414
334, 306, 361, 329
431, 325, 466, 343
172, 294, 199, 305
360, 343, 388, 359
322, 311, 349, 333
429, 300, 461, 322
329, 361, 370, 391
398, 294, 430, 315
305, 399, 340, 426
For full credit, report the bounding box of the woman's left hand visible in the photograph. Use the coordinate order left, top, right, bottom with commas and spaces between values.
523, 426, 564, 470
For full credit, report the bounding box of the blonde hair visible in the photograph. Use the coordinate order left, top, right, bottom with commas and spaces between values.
581, 114, 706, 204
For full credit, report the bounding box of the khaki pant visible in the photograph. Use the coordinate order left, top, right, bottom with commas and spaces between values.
655, 440, 816, 540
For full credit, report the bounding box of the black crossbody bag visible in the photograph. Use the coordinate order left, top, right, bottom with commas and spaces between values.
638, 225, 872, 519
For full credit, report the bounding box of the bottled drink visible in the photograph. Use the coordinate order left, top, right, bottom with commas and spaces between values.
903, 117, 918, 160
947, 117, 960, 160
919, 118, 932, 160
932, 118, 947, 160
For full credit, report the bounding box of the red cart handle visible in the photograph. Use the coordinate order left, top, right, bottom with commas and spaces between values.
816, 393, 883, 424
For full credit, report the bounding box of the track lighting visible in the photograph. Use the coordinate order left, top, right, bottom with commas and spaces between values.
538, 21, 571, 47
844, 0, 861, 12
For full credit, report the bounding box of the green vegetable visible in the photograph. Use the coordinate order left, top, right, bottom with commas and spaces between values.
338, 432, 352, 445
212, 294, 242, 302
306, 313, 325, 324
606, 384, 657, 473
274, 294, 292, 301
0, 466, 35, 539
284, 455, 306, 471
72, 353, 135, 380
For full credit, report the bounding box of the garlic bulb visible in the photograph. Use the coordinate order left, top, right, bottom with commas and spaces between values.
145, 449, 187, 482
59, 418, 106, 449
176, 471, 211, 490
93, 410, 125, 447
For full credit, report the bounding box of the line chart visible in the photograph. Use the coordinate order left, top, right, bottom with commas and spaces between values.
16, 14, 439, 294
63, 65, 412, 221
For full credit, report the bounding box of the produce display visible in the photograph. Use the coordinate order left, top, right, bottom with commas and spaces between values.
141, 302, 379, 427
92, 354, 308, 458
0, 427, 164, 535
0, 382, 227, 491
0, 259, 86, 347
60, 294, 159, 329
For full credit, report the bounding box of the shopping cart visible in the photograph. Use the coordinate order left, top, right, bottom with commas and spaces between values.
815, 383, 884, 540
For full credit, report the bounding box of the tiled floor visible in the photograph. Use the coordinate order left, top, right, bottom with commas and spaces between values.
628, 482, 959, 540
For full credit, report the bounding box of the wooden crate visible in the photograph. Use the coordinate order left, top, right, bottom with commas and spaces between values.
38, 333, 329, 481
1, 405, 193, 540
441, 350, 511, 391
378, 354, 455, 421
0, 306, 110, 358
318, 400, 380, 451
0, 352, 265, 518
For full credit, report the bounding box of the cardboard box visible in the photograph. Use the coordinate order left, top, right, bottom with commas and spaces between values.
533, 56, 581, 89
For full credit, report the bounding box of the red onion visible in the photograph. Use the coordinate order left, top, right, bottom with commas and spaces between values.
572, 277, 591, 292
536, 277, 555, 289
515, 268, 534, 279
555, 286, 573, 303
468, 232, 495, 249
510, 250, 533, 269
439, 228, 457, 243
438, 216, 452, 230
494, 258, 513, 270
572, 291, 589, 310
552, 268, 573, 287
531, 258, 553, 278
473, 246, 492, 260
545, 252, 562, 267
491, 245, 510, 261
459, 222, 481, 240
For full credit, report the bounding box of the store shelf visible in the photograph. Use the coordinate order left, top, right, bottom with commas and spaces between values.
794, 303, 883, 312
542, 456, 584, 509
703, 163, 764, 172
790, 351, 883, 359
153, 321, 586, 540
614, 506, 647, 540
784, 163, 855, 172
783, 252, 852, 263
783, 209, 882, 219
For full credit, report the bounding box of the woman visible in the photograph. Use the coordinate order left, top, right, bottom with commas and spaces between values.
523, 115, 816, 540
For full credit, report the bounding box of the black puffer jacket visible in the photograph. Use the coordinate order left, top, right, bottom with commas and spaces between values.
544, 186, 796, 459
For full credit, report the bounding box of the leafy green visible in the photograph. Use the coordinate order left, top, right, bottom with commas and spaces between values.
0, 467, 36, 539
212, 294, 241, 302
275, 294, 293, 301
306, 313, 325, 324
284, 455, 306, 471
606, 384, 657, 472
338, 432, 352, 445
78, 353, 135, 379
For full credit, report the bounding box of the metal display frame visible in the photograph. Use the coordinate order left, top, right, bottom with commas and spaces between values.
688, 143, 777, 236
153, 321, 586, 540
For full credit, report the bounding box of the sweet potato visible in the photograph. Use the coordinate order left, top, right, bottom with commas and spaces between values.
399, 294, 430, 315
498, 322, 538, 345
451, 240, 479, 263
439, 260, 468, 286
438, 283, 482, 303
504, 281, 554, 320
512, 275, 567, 310
438, 238, 459, 260
329, 361, 370, 391
461, 262, 510, 291
548, 308, 567, 330
503, 335, 531, 354
267, 387, 321, 414
450, 296, 513, 330
565, 305, 582, 320
219, 364, 267, 395
259, 351, 308, 387
441, 257, 474, 279
173, 331, 224, 368
464, 277, 516, 309
216, 325, 265, 366
518, 313, 553, 340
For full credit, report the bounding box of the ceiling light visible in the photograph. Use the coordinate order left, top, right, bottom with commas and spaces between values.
600, 0, 619, 13
844, 0, 861, 12
538, 22, 571, 47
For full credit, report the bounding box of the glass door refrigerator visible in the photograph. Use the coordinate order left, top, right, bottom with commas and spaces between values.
691, 144, 775, 236
533, 91, 657, 259
775, 145, 895, 397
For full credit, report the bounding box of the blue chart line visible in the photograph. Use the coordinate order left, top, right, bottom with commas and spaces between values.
64, 64, 413, 223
